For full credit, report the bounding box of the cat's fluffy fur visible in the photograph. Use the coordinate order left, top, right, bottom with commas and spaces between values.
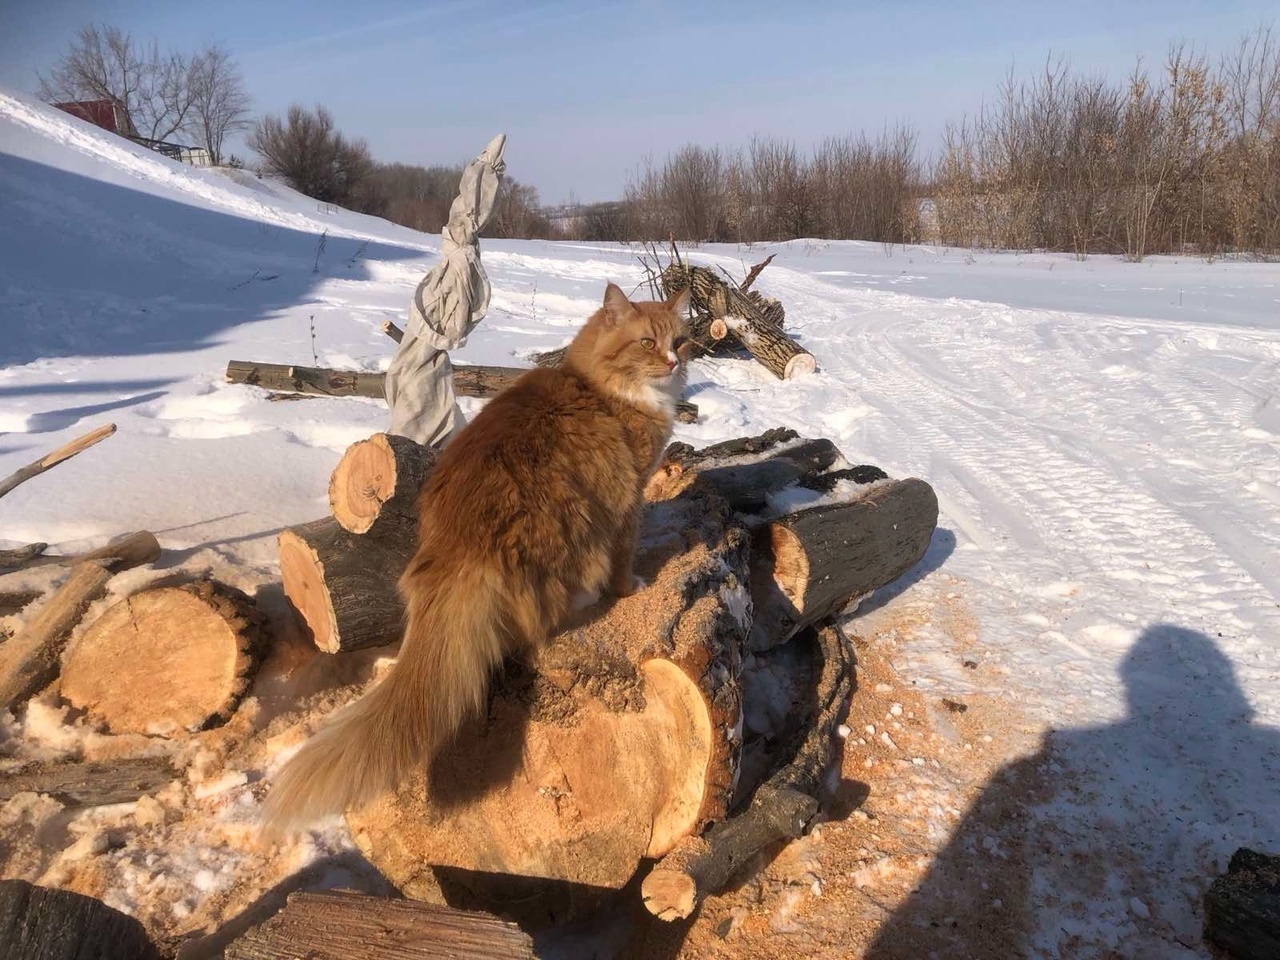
261, 282, 689, 836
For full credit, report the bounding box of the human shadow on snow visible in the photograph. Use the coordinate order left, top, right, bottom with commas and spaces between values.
865, 623, 1280, 959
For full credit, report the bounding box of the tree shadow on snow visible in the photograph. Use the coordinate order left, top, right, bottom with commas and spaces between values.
0, 153, 426, 368
865, 623, 1280, 958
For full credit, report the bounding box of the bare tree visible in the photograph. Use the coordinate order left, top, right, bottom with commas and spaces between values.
247, 104, 376, 209
185, 44, 251, 164
38, 24, 196, 142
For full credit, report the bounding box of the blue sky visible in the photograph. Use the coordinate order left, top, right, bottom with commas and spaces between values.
1, 1, 1274, 203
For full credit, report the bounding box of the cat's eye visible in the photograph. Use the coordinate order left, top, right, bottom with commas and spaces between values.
639, 338, 655, 350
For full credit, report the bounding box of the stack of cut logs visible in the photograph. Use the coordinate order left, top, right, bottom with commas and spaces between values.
275, 425, 938, 923
534, 252, 816, 381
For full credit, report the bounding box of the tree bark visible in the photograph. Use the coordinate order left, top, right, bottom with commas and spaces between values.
0, 756, 177, 808
1205, 847, 1280, 960
0, 532, 161, 711
748, 478, 938, 651
0, 424, 116, 501
60, 579, 266, 736
224, 890, 534, 960
721, 314, 816, 380
278, 517, 416, 654
0, 879, 160, 960
642, 621, 854, 920
329, 433, 436, 536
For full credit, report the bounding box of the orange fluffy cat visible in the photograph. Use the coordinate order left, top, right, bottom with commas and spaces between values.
262, 282, 689, 835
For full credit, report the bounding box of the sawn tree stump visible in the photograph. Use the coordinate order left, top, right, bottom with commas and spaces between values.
60, 579, 266, 736
329, 432, 437, 536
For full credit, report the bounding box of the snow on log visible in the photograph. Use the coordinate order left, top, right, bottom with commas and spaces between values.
0, 543, 48, 572
0, 756, 177, 808
0, 531, 161, 711
1204, 847, 1280, 960
223, 890, 534, 960
226, 360, 698, 423
725, 313, 816, 380
329, 433, 437, 536
748, 478, 938, 651
0, 879, 160, 960
347, 482, 750, 891
278, 517, 415, 653
60, 579, 265, 736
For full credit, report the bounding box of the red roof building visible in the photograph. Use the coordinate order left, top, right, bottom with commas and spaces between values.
53, 99, 136, 137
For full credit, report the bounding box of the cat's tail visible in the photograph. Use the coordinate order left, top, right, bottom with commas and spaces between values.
259, 566, 507, 839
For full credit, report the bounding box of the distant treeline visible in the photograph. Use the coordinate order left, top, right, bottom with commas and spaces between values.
249, 25, 1279, 260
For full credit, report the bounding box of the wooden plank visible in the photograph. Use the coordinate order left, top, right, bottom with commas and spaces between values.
0, 756, 177, 807
224, 890, 535, 960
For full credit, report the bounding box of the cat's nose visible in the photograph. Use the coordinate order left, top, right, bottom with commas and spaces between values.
665, 351, 678, 370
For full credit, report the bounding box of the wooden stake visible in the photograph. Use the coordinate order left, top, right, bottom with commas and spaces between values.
0, 531, 160, 710
381, 319, 405, 343
0, 424, 116, 501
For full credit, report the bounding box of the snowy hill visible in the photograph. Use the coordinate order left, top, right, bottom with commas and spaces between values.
2, 89, 1279, 957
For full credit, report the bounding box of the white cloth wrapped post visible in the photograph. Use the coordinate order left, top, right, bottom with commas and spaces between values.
385, 133, 507, 446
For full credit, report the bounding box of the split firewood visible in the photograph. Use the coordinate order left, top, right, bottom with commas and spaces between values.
0, 531, 161, 711
1204, 847, 1280, 960
0, 756, 177, 808
347, 482, 749, 893
642, 620, 854, 920
60, 580, 266, 736
278, 517, 415, 653
0, 543, 48, 572
329, 433, 436, 536
226, 360, 698, 423
0, 879, 160, 960
224, 890, 534, 960
748, 478, 938, 651
0, 423, 116, 501
647, 428, 841, 510
381, 319, 405, 343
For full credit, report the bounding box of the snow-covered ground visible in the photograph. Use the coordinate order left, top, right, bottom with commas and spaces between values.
2, 90, 1279, 957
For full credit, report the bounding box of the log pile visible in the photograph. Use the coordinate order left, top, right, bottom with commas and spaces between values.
274, 426, 937, 920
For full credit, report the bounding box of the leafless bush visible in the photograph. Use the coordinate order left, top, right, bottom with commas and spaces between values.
248, 104, 375, 210
932, 26, 1280, 259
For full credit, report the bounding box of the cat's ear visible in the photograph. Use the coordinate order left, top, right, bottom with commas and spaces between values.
602, 282, 631, 325
665, 286, 691, 318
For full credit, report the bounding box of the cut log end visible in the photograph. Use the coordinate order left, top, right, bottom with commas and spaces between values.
328, 433, 433, 536
61, 580, 264, 736
708, 318, 729, 341
783, 352, 817, 379
641, 864, 700, 921
277, 528, 339, 653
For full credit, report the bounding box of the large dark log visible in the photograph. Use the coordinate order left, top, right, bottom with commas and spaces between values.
227, 360, 698, 423
748, 478, 938, 651
0, 879, 160, 960
642, 620, 854, 920
1205, 847, 1280, 960
0, 532, 161, 710
0, 543, 48, 572
278, 517, 415, 654
0, 756, 177, 808
648, 428, 841, 511
329, 433, 436, 536
0, 424, 116, 502
60, 579, 266, 736
224, 890, 534, 960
